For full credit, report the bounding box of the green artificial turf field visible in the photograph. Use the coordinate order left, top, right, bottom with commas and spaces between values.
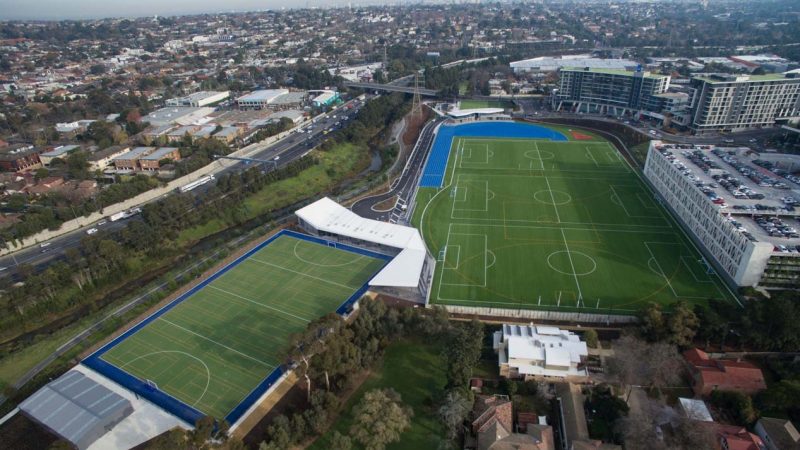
414, 132, 738, 314
459, 100, 512, 110
101, 235, 385, 419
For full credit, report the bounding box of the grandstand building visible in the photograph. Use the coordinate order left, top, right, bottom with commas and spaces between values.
553, 67, 671, 116
687, 72, 800, 134
644, 141, 800, 288
295, 197, 434, 301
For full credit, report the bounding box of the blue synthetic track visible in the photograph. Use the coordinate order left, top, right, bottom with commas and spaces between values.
82, 230, 390, 426
419, 121, 568, 187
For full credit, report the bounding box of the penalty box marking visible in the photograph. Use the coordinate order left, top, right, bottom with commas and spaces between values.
643, 242, 710, 300
440, 228, 489, 288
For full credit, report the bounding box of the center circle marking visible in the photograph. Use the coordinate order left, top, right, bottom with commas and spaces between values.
547, 251, 597, 276
534, 190, 572, 205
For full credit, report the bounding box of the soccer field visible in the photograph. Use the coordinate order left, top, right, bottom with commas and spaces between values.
85, 232, 386, 423
414, 125, 737, 314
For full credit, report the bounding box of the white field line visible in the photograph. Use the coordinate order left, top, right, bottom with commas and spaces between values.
586, 147, 600, 167
643, 242, 678, 297
246, 257, 359, 291
159, 317, 274, 368
208, 285, 310, 323
544, 176, 561, 223
560, 228, 583, 301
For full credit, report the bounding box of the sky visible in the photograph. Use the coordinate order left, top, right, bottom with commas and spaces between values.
0, 0, 365, 21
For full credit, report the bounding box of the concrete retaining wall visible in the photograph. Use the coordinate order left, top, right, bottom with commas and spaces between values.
441, 305, 638, 324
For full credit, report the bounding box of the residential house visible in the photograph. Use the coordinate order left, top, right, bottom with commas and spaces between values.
166, 125, 201, 143
466, 395, 555, 450
755, 417, 800, 450
494, 324, 588, 380
26, 176, 65, 196
715, 424, 766, 450
142, 124, 175, 144
39, 144, 80, 166
112, 147, 155, 171
683, 348, 767, 396
212, 126, 242, 144
87, 146, 130, 171
0, 144, 41, 172
138, 147, 181, 171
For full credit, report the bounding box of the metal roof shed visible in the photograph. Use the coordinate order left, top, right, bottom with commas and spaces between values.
19, 371, 133, 450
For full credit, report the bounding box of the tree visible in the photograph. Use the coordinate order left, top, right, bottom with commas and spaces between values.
607, 335, 684, 398
444, 319, 484, 389
439, 389, 472, 441
350, 388, 413, 450
330, 431, 352, 450
666, 301, 699, 347
639, 303, 666, 342
710, 390, 758, 426
617, 399, 714, 450
286, 313, 345, 400
758, 379, 800, 412
191, 415, 215, 447
584, 328, 599, 349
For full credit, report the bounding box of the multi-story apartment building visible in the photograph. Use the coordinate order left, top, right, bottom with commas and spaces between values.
644, 142, 800, 288
688, 72, 800, 134
553, 67, 670, 116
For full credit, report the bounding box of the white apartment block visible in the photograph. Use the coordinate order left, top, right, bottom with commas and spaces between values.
644, 142, 775, 286
689, 73, 800, 134
493, 324, 587, 380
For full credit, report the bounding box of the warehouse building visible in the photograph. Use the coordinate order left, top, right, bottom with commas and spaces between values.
138, 147, 181, 171
511, 55, 638, 74
236, 89, 289, 109
19, 371, 133, 450
165, 91, 229, 107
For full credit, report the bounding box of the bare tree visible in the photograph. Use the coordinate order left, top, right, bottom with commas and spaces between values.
617, 397, 715, 450
607, 335, 685, 399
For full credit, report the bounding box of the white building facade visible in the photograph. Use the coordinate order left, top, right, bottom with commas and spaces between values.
643, 142, 774, 286
493, 324, 588, 380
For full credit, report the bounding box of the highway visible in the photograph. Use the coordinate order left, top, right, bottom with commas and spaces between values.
0, 98, 365, 280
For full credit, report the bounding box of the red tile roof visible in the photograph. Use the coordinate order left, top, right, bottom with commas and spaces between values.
683, 349, 766, 395
715, 424, 765, 450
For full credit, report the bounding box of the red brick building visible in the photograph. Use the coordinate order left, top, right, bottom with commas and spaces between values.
683, 348, 766, 396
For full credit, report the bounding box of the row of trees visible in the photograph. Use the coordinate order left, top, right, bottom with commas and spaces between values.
0, 154, 318, 343
257, 300, 488, 450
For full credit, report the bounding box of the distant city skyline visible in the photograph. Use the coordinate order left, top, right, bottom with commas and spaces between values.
0, 0, 381, 21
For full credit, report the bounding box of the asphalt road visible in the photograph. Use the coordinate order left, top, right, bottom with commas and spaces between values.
351, 117, 440, 221
0, 99, 365, 280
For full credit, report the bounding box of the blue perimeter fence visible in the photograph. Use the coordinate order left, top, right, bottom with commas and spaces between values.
418, 121, 568, 188
82, 229, 391, 426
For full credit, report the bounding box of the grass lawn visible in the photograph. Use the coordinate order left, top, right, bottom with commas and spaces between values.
95, 234, 385, 420
178, 142, 369, 244
413, 128, 736, 314
309, 339, 447, 450
459, 100, 512, 110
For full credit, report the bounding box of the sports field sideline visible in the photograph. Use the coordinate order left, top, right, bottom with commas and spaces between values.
413, 123, 737, 314
84, 231, 386, 423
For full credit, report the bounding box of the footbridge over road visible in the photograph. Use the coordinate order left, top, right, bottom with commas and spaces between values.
345, 82, 439, 96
